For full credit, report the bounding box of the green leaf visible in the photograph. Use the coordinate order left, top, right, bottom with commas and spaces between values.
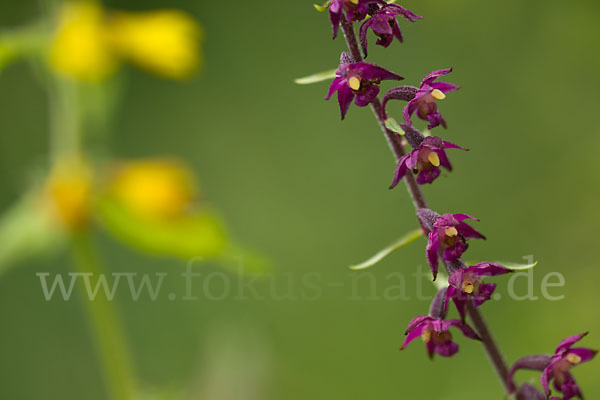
294, 69, 336, 85
0, 42, 16, 71
96, 197, 269, 273
0, 193, 64, 276
503, 260, 538, 271
97, 197, 228, 260
313, 1, 331, 12
0, 24, 46, 72
384, 118, 405, 134
350, 228, 423, 270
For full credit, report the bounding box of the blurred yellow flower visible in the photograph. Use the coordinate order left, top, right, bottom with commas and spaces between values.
49, 1, 202, 81
44, 157, 94, 231
100, 158, 231, 260
49, 1, 117, 81
109, 159, 196, 220
108, 10, 202, 79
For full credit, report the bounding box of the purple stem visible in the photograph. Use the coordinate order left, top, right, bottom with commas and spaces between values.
466, 301, 511, 392
339, 15, 510, 394
339, 17, 426, 212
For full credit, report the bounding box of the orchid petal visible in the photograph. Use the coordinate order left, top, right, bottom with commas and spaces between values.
401, 324, 425, 349
473, 283, 495, 307
567, 347, 598, 363
556, 333, 588, 354
445, 319, 480, 340
390, 154, 409, 189
457, 221, 486, 240
416, 166, 441, 184
325, 76, 345, 99
354, 84, 380, 107
431, 81, 460, 93
426, 231, 440, 280
337, 84, 355, 120
421, 68, 453, 86
465, 262, 513, 277
405, 315, 432, 333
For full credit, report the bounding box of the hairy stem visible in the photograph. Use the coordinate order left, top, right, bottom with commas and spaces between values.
466, 301, 511, 392
339, 16, 426, 211
339, 15, 510, 393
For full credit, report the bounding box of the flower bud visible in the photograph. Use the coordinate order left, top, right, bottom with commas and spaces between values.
428, 287, 447, 320
516, 383, 546, 400
401, 124, 425, 149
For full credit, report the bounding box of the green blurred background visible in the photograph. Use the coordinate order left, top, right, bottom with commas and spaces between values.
1, 0, 599, 398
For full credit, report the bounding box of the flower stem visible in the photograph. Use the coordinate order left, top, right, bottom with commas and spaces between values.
339, 15, 510, 393
466, 301, 511, 392
339, 16, 427, 211
48, 77, 81, 163
71, 232, 138, 400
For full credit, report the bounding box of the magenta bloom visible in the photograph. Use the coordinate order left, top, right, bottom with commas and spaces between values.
326, 55, 403, 119
426, 213, 485, 280
359, 4, 422, 57
445, 262, 513, 321
390, 136, 466, 187
403, 68, 459, 129
509, 333, 597, 399
542, 334, 597, 399
401, 315, 479, 358
329, 0, 386, 39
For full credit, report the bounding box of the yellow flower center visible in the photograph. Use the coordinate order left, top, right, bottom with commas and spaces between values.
421, 329, 432, 343
566, 353, 582, 365
427, 151, 440, 167
350, 0, 359, 4
431, 89, 446, 100
348, 76, 361, 91
445, 227, 458, 237
462, 281, 475, 294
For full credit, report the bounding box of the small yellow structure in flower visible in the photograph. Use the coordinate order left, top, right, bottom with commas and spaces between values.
109, 159, 196, 220
49, 1, 202, 81
45, 157, 94, 231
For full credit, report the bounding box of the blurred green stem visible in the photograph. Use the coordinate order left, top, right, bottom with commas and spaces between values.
71, 232, 138, 400
48, 76, 81, 163
339, 15, 510, 393
40, 3, 137, 396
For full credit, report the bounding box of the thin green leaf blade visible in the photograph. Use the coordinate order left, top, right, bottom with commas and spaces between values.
313, 1, 331, 12
294, 69, 336, 85
503, 260, 538, 271
350, 228, 423, 270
